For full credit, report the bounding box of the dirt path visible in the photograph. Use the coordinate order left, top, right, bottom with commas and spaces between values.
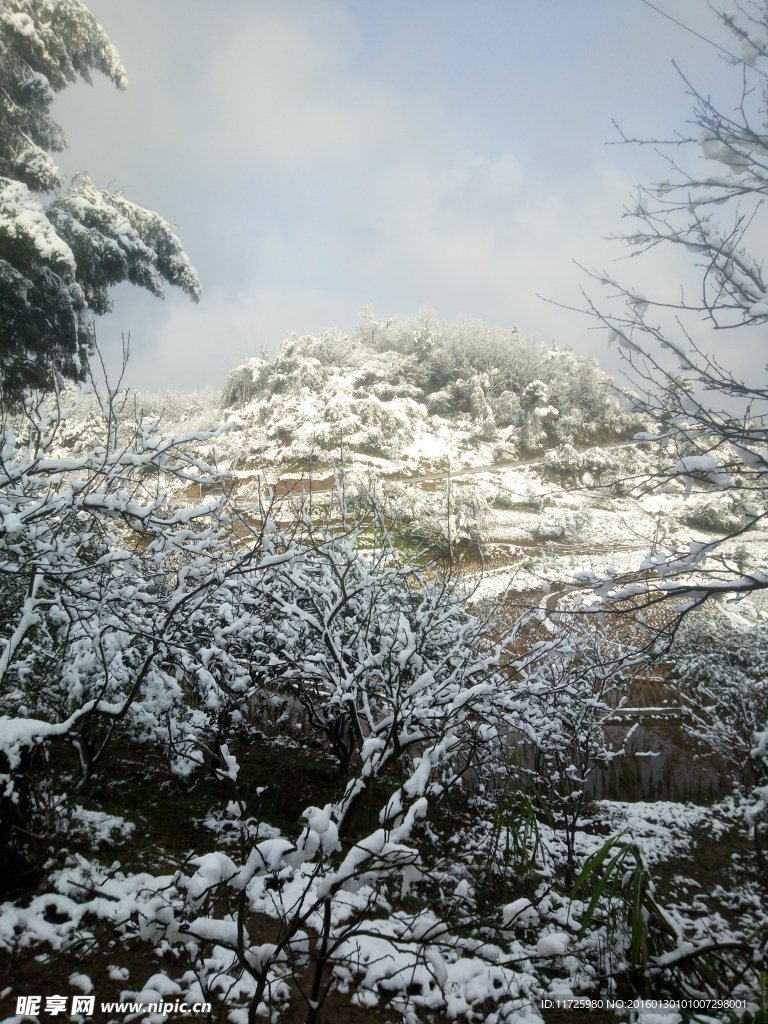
227, 441, 636, 505
394, 440, 633, 485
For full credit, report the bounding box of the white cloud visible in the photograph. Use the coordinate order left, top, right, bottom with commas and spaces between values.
56, 0, 445, 190
134, 149, 712, 389
54, 0, 767, 394
199, 7, 440, 175
120, 284, 361, 392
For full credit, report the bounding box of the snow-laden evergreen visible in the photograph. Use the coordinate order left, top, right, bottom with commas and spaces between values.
0, 0, 200, 397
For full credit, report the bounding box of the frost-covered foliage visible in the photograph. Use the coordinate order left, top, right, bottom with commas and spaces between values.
355, 310, 620, 435
3, 795, 766, 1018
374, 478, 492, 554
0, 386, 238, 853
248, 521, 503, 776
222, 311, 636, 462
101, 565, 538, 1023
681, 495, 749, 535
0, 384, 545, 1020
672, 615, 768, 857
543, 442, 655, 487
0, 0, 200, 397
0, 383, 518, 1003
83, 386, 221, 439
9, 385, 222, 463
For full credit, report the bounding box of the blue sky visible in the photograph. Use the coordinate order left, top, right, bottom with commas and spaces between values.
52, 0, 742, 391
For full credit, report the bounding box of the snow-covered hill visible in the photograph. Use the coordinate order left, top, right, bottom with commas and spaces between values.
45, 312, 768, 603
219, 311, 635, 476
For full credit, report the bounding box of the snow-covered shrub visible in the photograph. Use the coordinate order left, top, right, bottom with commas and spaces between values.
0, 381, 508, 923
682, 496, 746, 535
130, 388, 222, 434
496, 620, 634, 884
543, 442, 586, 479
543, 442, 655, 486
222, 311, 639, 449
355, 310, 617, 426
18, 387, 223, 462
59, 496, 531, 1023
222, 361, 262, 407
531, 507, 594, 543
0, 386, 245, 866
247, 516, 503, 768
671, 615, 768, 860
377, 479, 492, 554
494, 390, 521, 422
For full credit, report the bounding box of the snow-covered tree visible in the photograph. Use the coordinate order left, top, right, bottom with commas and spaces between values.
566, 2, 768, 638
559, 3, 768, 875
1, 378, 763, 1013
0, 389, 557, 1019
0, 0, 200, 398
222, 311, 636, 450
0, 383, 237, 864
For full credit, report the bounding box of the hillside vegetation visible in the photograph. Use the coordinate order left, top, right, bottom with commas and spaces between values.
220, 312, 637, 473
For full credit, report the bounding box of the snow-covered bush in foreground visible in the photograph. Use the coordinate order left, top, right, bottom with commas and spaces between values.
0, 384, 765, 1020
0, 385, 240, 858
0, 383, 539, 1021
494, 621, 640, 886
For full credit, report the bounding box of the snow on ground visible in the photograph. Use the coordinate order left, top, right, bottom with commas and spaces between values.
2, 795, 760, 1024
590, 800, 730, 864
